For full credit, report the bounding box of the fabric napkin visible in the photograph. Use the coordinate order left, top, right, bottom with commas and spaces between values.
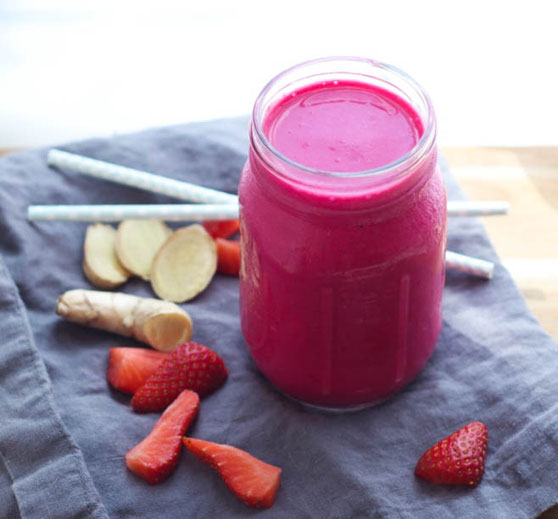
1, 118, 558, 518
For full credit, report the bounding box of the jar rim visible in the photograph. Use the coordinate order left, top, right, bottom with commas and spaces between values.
252, 56, 436, 179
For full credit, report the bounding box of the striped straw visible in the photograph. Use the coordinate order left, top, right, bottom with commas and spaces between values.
48, 150, 508, 217
28, 205, 494, 279
27, 204, 239, 222
447, 201, 509, 216
445, 251, 494, 279
47, 149, 239, 205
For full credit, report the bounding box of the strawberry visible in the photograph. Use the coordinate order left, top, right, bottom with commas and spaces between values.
415, 421, 488, 487
202, 219, 240, 239
126, 390, 199, 484
131, 341, 227, 413
183, 437, 281, 508
216, 238, 241, 276
107, 347, 170, 394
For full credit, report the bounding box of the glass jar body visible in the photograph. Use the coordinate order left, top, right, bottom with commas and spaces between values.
238, 58, 446, 409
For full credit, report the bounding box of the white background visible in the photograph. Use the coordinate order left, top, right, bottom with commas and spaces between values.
1, 0, 557, 148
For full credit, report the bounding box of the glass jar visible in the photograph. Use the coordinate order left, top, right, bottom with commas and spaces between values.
238, 57, 446, 410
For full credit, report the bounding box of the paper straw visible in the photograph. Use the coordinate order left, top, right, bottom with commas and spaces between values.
445, 251, 494, 279
447, 201, 509, 216
28, 203, 493, 279
47, 149, 239, 205
48, 150, 508, 218
27, 204, 239, 222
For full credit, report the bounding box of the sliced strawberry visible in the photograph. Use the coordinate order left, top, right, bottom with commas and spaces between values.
183, 437, 281, 508
107, 347, 170, 394
126, 390, 199, 484
131, 341, 228, 413
415, 421, 488, 487
216, 238, 241, 276
202, 220, 240, 239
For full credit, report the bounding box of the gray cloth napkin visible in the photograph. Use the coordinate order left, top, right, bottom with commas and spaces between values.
1, 118, 558, 519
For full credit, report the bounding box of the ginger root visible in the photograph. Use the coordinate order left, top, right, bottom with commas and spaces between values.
56, 289, 193, 352
83, 224, 131, 289
150, 224, 217, 303
116, 220, 172, 280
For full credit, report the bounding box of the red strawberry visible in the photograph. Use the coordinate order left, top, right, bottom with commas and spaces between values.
202, 219, 240, 239
183, 437, 281, 508
126, 390, 199, 484
216, 238, 241, 276
415, 421, 488, 487
107, 347, 170, 394
131, 341, 227, 413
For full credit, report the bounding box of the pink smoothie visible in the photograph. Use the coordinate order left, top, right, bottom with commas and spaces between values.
239, 79, 446, 408
265, 81, 422, 173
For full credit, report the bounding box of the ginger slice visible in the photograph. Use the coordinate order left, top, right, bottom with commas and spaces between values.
116, 220, 172, 280
83, 224, 131, 289
150, 224, 217, 303
56, 289, 193, 352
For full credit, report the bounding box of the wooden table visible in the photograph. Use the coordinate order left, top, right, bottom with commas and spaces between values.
2, 146, 557, 516
444, 147, 558, 343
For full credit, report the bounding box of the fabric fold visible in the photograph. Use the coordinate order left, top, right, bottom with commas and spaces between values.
0, 256, 108, 519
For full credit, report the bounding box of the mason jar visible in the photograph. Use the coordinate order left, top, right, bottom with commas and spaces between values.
238, 57, 446, 410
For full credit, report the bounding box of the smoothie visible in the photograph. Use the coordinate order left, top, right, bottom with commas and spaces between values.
265, 81, 422, 173
239, 61, 446, 409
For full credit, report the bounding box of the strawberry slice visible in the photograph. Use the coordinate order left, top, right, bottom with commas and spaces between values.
132, 341, 227, 413
183, 437, 281, 508
107, 347, 170, 394
202, 220, 240, 239
415, 421, 488, 487
126, 390, 199, 484
216, 238, 241, 276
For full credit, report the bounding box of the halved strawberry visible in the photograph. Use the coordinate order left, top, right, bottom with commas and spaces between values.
107, 347, 170, 394
131, 341, 228, 413
202, 220, 240, 239
216, 238, 241, 276
183, 437, 281, 508
415, 421, 488, 487
126, 390, 199, 484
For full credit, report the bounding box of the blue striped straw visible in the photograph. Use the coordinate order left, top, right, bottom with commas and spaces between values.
47, 149, 239, 205
27, 202, 495, 279
48, 150, 508, 218
447, 201, 509, 216
445, 251, 494, 279
28, 204, 239, 222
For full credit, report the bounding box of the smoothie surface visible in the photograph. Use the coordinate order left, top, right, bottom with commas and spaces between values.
264, 80, 423, 173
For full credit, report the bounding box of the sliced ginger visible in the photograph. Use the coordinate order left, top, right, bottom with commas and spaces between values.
151, 224, 217, 303
83, 224, 131, 289
116, 220, 172, 280
56, 289, 193, 352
